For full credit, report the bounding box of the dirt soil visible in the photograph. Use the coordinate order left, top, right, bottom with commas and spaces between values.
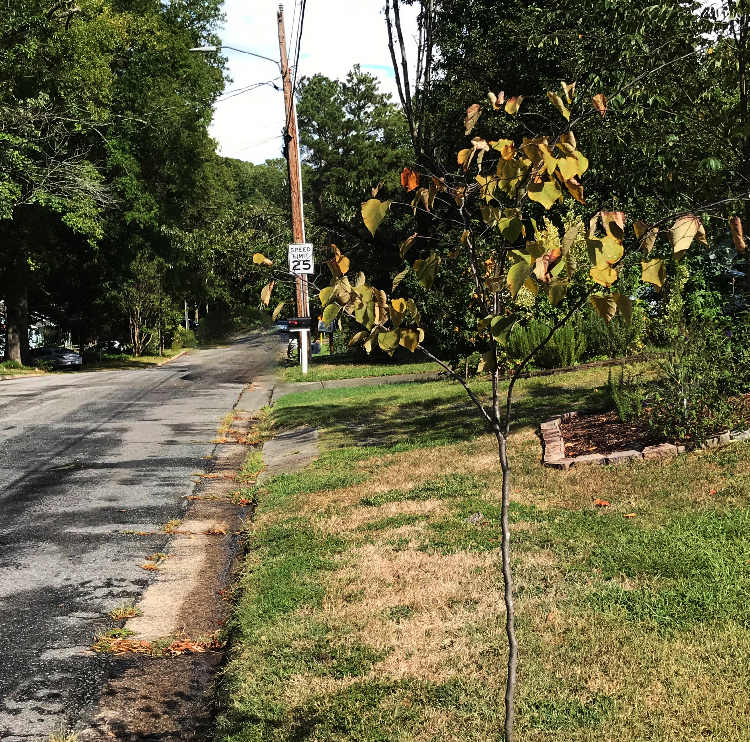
560, 410, 667, 456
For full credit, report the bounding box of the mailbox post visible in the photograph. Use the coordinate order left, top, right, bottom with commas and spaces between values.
287, 317, 314, 374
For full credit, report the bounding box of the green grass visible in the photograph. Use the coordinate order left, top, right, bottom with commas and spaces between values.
217, 362, 750, 741
284, 350, 439, 382
0, 360, 44, 375
81, 348, 184, 371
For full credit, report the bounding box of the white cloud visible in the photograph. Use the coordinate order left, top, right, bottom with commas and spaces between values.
208, 0, 417, 163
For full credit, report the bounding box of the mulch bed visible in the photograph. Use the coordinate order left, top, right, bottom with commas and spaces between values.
560, 411, 667, 457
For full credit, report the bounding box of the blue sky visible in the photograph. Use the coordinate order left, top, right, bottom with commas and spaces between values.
208, 0, 417, 164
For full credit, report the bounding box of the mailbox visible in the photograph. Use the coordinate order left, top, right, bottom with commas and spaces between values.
287, 317, 314, 331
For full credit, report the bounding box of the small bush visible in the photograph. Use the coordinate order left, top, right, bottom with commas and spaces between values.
0, 360, 24, 370
171, 327, 197, 350
607, 367, 645, 422
507, 318, 585, 370
583, 303, 646, 359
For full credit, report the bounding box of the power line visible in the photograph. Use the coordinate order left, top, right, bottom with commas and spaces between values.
216, 79, 281, 102
291, 0, 307, 95
229, 134, 284, 155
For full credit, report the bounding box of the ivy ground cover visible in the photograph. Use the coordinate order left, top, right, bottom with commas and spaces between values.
216, 368, 750, 742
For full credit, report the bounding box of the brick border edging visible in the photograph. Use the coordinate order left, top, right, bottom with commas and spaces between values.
540, 412, 750, 470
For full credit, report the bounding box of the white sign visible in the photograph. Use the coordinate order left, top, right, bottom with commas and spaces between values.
288, 243, 314, 274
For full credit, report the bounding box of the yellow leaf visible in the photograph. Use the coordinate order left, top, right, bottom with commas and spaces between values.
361, 199, 392, 236
586, 233, 624, 267
612, 293, 633, 324
457, 148, 473, 171
589, 294, 617, 321
475, 173, 497, 202
399, 328, 420, 352
590, 264, 619, 288
253, 253, 273, 267
670, 214, 706, 261
260, 281, 274, 306
600, 211, 626, 241
272, 301, 286, 320
322, 303, 341, 324
523, 277, 539, 294
558, 155, 579, 181
399, 233, 417, 258
347, 331, 367, 348
528, 177, 562, 210
505, 95, 524, 115
391, 297, 407, 314
549, 279, 568, 307
641, 259, 666, 289
561, 80, 576, 103
547, 91, 570, 120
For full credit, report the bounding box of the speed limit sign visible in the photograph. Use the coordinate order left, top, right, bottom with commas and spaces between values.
288, 243, 314, 274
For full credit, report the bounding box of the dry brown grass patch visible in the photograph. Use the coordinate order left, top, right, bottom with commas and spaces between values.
316, 543, 505, 684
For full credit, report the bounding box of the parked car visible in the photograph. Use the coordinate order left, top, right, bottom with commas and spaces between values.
31, 346, 83, 370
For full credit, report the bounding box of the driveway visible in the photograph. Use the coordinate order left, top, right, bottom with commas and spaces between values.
0, 333, 280, 739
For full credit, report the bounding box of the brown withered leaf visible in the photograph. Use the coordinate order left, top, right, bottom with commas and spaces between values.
464, 103, 481, 135
400, 167, 420, 191
592, 93, 607, 117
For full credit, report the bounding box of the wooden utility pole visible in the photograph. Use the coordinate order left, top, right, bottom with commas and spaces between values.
277, 4, 309, 320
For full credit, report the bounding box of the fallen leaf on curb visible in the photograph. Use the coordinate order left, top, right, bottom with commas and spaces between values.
623, 513, 637, 518
709, 489, 717, 495
594, 499, 610, 507
141, 563, 160, 571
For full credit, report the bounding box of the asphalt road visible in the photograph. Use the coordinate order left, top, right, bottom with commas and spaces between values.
0, 333, 280, 740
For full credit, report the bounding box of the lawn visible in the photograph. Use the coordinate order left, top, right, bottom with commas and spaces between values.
283, 347, 440, 383
216, 367, 750, 741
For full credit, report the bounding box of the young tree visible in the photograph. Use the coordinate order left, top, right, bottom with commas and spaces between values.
313, 89, 731, 740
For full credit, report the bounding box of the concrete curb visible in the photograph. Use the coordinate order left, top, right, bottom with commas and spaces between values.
0, 372, 46, 381
156, 349, 188, 366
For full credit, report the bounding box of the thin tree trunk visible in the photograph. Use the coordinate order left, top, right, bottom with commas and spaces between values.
497, 430, 518, 741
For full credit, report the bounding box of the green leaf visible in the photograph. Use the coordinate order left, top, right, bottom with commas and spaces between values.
498, 212, 523, 243
378, 330, 400, 355
415, 253, 440, 290
477, 350, 497, 373
548, 280, 568, 307
361, 199, 392, 235
319, 287, 335, 306
507, 261, 532, 298
323, 303, 342, 324
491, 314, 518, 346
355, 300, 376, 330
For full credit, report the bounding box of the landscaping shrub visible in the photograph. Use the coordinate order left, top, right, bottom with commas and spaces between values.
0, 360, 24, 370
508, 318, 586, 369
582, 303, 646, 360
607, 367, 645, 423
